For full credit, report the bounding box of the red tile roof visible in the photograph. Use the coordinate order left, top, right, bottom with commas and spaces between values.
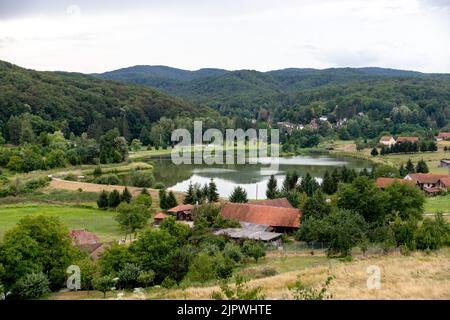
376, 178, 415, 188
220, 202, 301, 229
436, 132, 450, 139
438, 178, 450, 188
69, 229, 100, 245
396, 137, 419, 143
406, 173, 450, 184
167, 204, 194, 213
250, 198, 294, 208
154, 212, 168, 220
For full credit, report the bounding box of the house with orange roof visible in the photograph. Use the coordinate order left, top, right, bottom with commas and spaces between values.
167, 204, 194, 221
434, 132, 450, 142
153, 212, 168, 226
396, 137, 419, 144
220, 202, 301, 232
375, 177, 415, 189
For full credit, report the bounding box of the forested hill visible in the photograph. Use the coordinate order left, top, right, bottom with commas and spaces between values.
97, 65, 450, 129
0, 60, 215, 140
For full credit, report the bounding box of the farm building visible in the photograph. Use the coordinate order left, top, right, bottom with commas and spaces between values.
167, 204, 194, 221
153, 212, 168, 226
379, 136, 396, 147
434, 132, 450, 141
375, 177, 415, 189
405, 173, 450, 190
250, 197, 293, 208
214, 222, 282, 244
69, 229, 111, 260
220, 202, 301, 233
396, 137, 419, 144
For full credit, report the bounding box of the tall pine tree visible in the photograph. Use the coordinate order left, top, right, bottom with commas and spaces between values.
184, 181, 195, 204
207, 179, 219, 203
266, 175, 278, 199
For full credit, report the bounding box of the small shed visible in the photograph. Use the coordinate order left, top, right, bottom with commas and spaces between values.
153, 212, 168, 226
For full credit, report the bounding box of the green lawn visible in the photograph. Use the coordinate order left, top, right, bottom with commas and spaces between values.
424, 194, 450, 214
0, 204, 124, 242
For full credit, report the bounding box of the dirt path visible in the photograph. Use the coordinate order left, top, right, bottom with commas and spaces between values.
48, 178, 185, 205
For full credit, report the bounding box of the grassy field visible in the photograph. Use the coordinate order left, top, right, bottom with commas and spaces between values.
424, 194, 450, 214
47, 249, 450, 300
0, 204, 124, 242
330, 140, 450, 174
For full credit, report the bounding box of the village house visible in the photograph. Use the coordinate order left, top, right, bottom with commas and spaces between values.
379, 135, 396, 147
437, 177, 450, 190
69, 229, 111, 260
167, 204, 194, 221
375, 177, 415, 189
434, 132, 450, 142
404, 173, 450, 196
153, 212, 168, 226
250, 197, 294, 208
220, 202, 301, 233
396, 137, 419, 144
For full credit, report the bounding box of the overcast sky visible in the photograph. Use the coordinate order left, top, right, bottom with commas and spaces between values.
0, 0, 449, 73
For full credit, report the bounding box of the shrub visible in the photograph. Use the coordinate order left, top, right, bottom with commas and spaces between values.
134, 194, 153, 207
161, 277, 177, 288
97, 190, 109, 209
23, 177, 50, 193
93, 166, 103, 176
211, 275, 265, 300
13, 272, 50, 299
93, 275, 115, 298
130, 171, 155, 188
223, 242, 244, 264
117, 263, 141, 289
138, 270, 156, 288
154, 182, 165, 190
95, 174, 120, 185
242, 241, 266, 262
290, 275, 334, 300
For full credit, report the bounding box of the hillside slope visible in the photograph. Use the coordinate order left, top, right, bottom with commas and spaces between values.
0, 60, 214, 139
97, 66, 450, 127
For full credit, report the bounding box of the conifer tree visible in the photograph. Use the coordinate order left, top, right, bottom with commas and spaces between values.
108, 190, 121, 208
266, 175, 278, 199
121, 187, 132, 203
207, 179, 219, 203
184, 181, 195, 204
97, 190, 109, 209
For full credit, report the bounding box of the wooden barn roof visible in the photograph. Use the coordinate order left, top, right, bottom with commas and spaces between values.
220, 202, 301, 229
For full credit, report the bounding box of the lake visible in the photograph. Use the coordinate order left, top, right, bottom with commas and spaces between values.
147, 154, 372, 199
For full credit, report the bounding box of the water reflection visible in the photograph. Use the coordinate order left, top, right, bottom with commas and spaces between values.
147, 154, 372, 199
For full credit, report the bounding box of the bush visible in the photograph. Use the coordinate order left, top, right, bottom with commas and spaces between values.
138, 270, 156, 288
93, 276, 115, 298
134, 194, 153, 207
161, 277, 177, 288
93, 166, 103, 176
94, 174, 120, 186
154, 183, 166, 190
130, 171, 155, 188
117, 263, 141, 289
242, 241, 266, 262
13, 272, 50, 299
223, 242, 244, 264
23, 177, 50, 193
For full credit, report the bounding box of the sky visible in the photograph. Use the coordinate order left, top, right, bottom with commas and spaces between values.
0, 0, 449, 73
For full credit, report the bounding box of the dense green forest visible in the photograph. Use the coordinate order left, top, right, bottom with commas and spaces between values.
0, 60, 215, 142
98, 65, 450, 131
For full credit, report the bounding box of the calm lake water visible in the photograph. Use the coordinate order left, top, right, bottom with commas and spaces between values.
147, 154, 372, 200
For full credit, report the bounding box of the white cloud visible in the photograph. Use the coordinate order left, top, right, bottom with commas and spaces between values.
0, 0, 448, 73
